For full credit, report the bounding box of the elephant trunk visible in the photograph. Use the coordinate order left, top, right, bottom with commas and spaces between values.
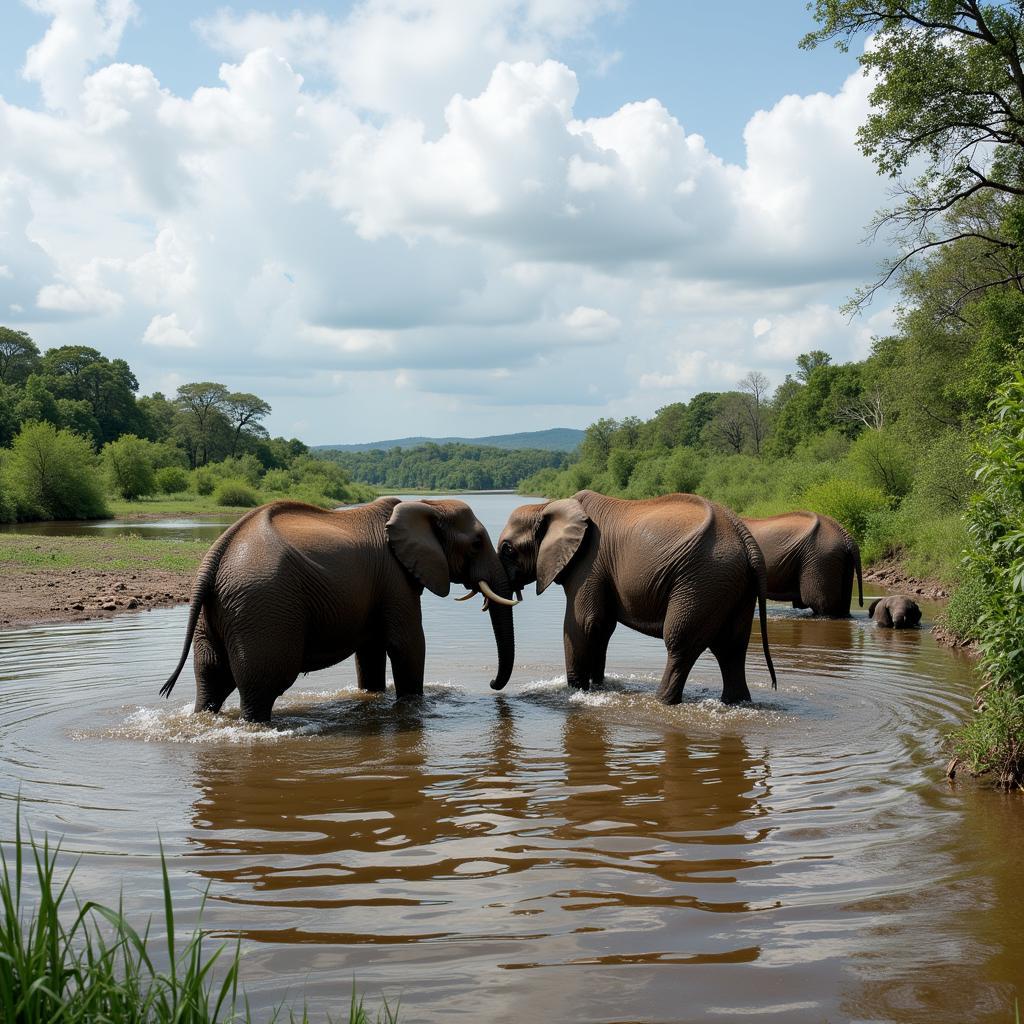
483, 556, 515, 691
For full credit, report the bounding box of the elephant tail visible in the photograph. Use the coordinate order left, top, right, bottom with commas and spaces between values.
159, 504, 265, 698
848, 532, 863, 608
735, 517, 778, 692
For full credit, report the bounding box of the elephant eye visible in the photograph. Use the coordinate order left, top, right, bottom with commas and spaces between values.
500, 541, 513, 556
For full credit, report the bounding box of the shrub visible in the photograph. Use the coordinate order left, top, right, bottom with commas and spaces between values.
214, 479, 261, 507
3, 421, 108, 520
951, 364, 1024, 788
943, 563, 987, 643
261, 468, 291, 492
155, 465, 190, 494
663, 446, 705, 494
102, 434, 157, 500
847, 428, 915, 499
905, 429, 976, 517
801, 477, 888, 543
192, 467, 217, 495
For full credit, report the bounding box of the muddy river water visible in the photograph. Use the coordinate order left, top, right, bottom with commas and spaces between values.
1, 492, 1021, 1022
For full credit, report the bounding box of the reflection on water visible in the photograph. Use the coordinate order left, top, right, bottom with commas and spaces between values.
0, 516, 239, 543
0, 492, 1020, 1022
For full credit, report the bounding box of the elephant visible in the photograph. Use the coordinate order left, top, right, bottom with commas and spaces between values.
868, 595, 921, 628
495, 489, 777, 705
160, 497, 518, 723
742, 511, 862, 617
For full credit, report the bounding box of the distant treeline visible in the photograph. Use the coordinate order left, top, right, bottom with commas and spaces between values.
321, 442, 569, 491
0, 329, 373, 521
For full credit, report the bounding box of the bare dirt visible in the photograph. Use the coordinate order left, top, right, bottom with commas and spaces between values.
0, 568, 192, 629
864, 556, 950, 600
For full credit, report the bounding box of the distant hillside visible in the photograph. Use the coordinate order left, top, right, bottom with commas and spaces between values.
316, 427, 584, 453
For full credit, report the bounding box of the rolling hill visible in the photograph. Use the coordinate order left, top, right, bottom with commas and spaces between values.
316, 427, 584, 453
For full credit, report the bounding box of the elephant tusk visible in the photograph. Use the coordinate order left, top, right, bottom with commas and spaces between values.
478, 580, 520, 607
455, 589, 479, 602
482, 597, 490, 612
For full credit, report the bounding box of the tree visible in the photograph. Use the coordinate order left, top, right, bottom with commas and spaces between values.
795, 350, 832, 383
224, 392, 272, 457
0, 327, 40, 384
704, 393, 749, 454
102, 434, 157, 500
4, 421, 107, 519
40, 345, 141, 445
803, 2, 1024, 308
174, 382, 230, 467
680, 392, 718, 447
738, 370, 771, 455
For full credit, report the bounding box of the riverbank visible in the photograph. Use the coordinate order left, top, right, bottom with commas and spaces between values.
0, 533, 202, 628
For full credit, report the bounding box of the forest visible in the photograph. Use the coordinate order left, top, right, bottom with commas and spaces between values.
321, 442, 569, 491
0, 333, 374, 520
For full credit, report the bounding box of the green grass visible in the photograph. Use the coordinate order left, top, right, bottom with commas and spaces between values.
107, 493, 255, 518
0, 533, 208, 573
0, 805, 399, 1022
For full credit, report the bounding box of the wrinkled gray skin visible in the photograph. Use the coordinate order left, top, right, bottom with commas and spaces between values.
160, 497, 515, 723
868, 595, 922, 629
496, 490, 776, 706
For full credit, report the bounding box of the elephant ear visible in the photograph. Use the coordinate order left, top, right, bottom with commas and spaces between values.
386, 501, 450, 597
536, 498, 589, 595
867, 598, 881, 619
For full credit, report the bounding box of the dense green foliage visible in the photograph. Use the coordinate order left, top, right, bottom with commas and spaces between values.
1, 422, 109, 520
0, 335, 375, 520
324, 442, 568, 491
952, 369, 1024, 787
1, 807, 397, 1022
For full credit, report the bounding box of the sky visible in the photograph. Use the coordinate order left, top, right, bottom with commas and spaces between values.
0, 0, 894, 445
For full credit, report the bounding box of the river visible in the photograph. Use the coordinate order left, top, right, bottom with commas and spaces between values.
0, 491, 1020, 1022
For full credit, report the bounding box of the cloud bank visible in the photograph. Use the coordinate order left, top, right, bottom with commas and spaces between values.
0, 0, 895, 441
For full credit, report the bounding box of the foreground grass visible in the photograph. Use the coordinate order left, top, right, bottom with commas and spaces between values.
0, 533, 208, 573
1, 807, 398, 1022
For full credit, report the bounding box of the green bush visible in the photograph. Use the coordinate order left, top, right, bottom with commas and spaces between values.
192, 466, 217, 495
951, 364, 1024, 788
102, 434, 157, 500
3, 421, 108, 520
801, 477, 888, 543
943, 562, 987, 643
847, 428, 915, 499
155, 465, 190, 494
214, 479, 261, 507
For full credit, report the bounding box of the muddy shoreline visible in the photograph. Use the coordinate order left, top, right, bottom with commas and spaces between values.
0, 567, 193, 629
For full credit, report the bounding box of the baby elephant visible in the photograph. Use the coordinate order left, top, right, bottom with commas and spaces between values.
868, 595, 921, 628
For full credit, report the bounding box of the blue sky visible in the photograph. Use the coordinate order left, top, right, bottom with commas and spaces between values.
0, 1, 888, 444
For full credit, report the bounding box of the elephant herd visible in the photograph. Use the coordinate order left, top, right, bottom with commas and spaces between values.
160, 489, 920, 723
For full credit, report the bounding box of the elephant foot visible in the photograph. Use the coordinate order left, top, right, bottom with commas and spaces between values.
720, 690, 751, 706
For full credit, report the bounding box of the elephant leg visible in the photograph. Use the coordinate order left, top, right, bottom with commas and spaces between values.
713, 647, 752, 705
192, 611, 236, 714
562, 605, 612, 690
229, 643, 300, 725
710, 603, 755, 705
386, 618, 426, 699
655, 646, 703, 706
589, 620, 616, 688
355, 639, 387, 692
